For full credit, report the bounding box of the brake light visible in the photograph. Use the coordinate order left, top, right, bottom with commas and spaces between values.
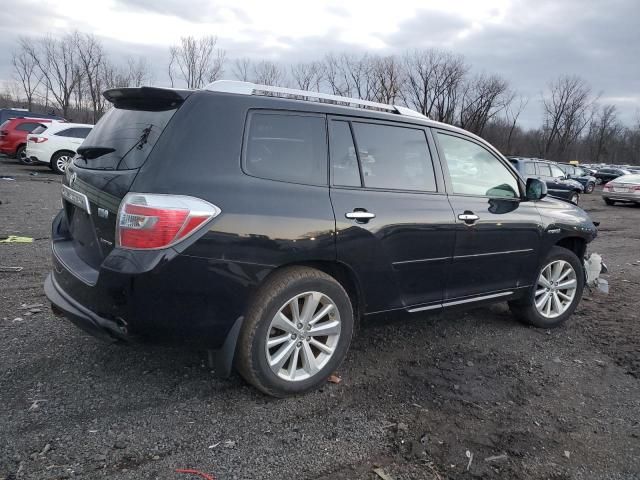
30, 137, 48, 143
602, 182, 611, 191
116, 193, 221, 250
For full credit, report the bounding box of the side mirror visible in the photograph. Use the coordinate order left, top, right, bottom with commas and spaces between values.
526, 178, 547, 201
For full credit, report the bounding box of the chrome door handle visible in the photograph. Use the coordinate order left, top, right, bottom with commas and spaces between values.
458, 213, 479, 222
345, 211, 376, 220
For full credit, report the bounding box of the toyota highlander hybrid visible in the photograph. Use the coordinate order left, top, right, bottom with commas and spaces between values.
45, 81, 598, 397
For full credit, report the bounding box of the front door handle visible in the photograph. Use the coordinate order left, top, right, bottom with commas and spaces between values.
458, 212, 479, 223
345, 209, 376, 223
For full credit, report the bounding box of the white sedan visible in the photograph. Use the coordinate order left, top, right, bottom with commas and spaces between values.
26, 122, 93, 174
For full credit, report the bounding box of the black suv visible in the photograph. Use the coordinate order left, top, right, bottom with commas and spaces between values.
508, 157, 583, 204
45, 81, 597, 396
556, 163, 597, 194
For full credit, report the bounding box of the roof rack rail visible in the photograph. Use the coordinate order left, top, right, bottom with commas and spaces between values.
204, 80, 427, 119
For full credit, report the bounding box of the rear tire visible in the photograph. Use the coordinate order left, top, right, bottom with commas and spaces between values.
509, 246, 584, 329
236, 266, 354, 397
604, 198, 616, 206
51, 151, 74, 175
16, 145, 31, 165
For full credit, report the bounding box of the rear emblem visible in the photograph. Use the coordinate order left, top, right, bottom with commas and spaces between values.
98, 208, 109, 219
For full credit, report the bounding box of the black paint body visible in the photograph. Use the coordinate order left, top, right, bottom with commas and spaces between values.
45, 88, 598, 349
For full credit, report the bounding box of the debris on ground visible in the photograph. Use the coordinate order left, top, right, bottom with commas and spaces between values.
0, 176, 15, 181
465, 450, 474, 471
373, 467, 394, 480
484, 454, 509, 463
584, 253, 609, 293
175, 468, 217, 480
564, 450, 571, 459
0, 266, 23, 272
327, 374, 342, 384
0, 235, 34, 243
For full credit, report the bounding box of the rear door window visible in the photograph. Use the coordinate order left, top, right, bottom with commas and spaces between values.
537, 163, 552, 177
329, 120, 360, 187
244, 111, 327, 185
351, 122, 436, 191
523, 162, 536, 175
73, 107, 177, 170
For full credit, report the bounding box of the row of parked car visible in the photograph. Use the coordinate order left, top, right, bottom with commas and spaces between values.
507, 156, 640, 206
0, 108, 93, 174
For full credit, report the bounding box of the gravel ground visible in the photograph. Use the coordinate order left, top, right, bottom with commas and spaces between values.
1, 156, 639, 480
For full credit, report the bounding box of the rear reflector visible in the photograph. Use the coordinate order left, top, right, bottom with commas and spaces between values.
116, 193, 221, 250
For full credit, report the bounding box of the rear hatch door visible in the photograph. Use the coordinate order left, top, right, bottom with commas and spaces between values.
60, 87, 191, 270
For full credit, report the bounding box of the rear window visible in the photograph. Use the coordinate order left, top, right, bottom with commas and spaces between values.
16, 122, 43, 132
244, 112, 327, 185
31, 125, 47, 134
352, 122, 436, 191
73, 107, 177, 170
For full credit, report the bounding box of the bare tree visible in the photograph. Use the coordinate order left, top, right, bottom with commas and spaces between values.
290, 61, 322, 91
233, 57, 252, 82
401, 49, 468, 122
12, 39, 42, 110
371, 56, 404, 104
168, 36, 225, 89
22, 33, 84, 118
588, 104, 621, 162
542, 75, 596, 159
503, 95, 528, 154
458, 73, 511, 135
252, 61, 286, 86
75, 34, 108, 122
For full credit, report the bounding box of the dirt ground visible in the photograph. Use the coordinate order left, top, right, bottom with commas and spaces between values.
1, 156, 638, 480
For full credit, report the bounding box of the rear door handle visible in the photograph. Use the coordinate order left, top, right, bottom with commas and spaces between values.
345, 210, 376, 222
458, 212, 479, 223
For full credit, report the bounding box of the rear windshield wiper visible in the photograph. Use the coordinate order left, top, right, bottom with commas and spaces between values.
77, 146, 116, 160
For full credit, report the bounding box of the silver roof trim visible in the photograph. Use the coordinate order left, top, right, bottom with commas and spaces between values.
204, 80, 427, 119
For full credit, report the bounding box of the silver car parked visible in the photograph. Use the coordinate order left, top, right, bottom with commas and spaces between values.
602, 174, 640, 206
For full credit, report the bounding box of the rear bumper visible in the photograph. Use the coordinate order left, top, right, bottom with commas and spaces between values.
46, 210, 269, 348
602, 192, 640, 202
45, 273, 127, 342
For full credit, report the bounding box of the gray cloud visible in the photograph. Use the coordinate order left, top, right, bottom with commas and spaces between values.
0, 0, 637, 127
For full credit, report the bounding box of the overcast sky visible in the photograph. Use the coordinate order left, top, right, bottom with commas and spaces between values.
1, 0, 638, 127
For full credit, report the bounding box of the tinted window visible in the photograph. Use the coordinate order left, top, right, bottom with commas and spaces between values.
245, 112, 327, 185
75, 127, 91, 138
55, 128, 75, 137
438, 133, 519, 198
16, 122, 41, 132
74, 106, 177, 170
31, 125, 47, 134
330, 121, 360, 187
351, 123, 436, 191
537, 163, 552, 176
550, 165, 565, 177
523, 162, 536, 175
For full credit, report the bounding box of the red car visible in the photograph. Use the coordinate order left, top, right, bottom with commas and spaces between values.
0, 117, 60, 164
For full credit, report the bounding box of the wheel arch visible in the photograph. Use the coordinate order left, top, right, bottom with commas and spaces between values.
555, 236, 587, 259
50, 149, 76, 163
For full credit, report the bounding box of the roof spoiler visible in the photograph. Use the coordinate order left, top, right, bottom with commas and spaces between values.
103, 86, 192, 111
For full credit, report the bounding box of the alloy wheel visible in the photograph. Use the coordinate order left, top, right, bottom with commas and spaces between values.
265, 291, 341, 382
534, 260, 577, 319
56, 155, 72, 173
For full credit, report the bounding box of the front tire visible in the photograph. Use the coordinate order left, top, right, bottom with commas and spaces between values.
585, 182, 595, 194
569, 192, 579, 205
509, 246, 584, 328
236, 266, 354, 397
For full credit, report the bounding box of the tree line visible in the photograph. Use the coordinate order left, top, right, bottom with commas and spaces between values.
3, 33, 639, 165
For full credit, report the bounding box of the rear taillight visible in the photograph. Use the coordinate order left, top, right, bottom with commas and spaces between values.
30, 137, 48, 143
632, 185, 640, 192
116, 193, 221, 250
602, 182, 611, 191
